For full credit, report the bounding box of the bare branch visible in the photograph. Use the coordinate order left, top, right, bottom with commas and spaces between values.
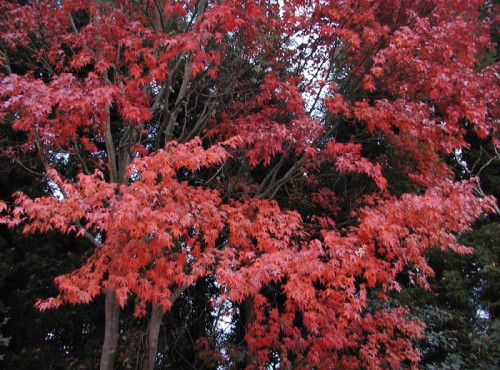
104, 106, 118, 183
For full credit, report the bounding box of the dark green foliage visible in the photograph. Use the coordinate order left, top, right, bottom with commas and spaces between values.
0, 229, 104, 369
407, 221, 500, 370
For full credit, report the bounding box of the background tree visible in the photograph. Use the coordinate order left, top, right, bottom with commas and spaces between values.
0, 123, 104, 368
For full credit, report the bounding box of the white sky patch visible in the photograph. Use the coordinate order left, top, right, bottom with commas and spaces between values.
213, 282, 237, 369
47, 178, 64, 200
454, 148, 472, 177
278, 0, 331, 118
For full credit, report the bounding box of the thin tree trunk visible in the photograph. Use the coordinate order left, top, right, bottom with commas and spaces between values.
143, 285, 187, 370
144, 303, 164, 370
241, 297, 255, 367
100, 288, 120, 370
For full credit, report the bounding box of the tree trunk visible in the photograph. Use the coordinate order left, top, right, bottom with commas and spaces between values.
100, 289, 120, 370
143, 303, 165, 370
143, 285, 187, 370
241, 297, 255, 367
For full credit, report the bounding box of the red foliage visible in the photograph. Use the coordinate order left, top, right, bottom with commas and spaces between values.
0, 0, 498, 368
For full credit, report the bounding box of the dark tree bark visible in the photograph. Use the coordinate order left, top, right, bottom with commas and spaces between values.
100, 289, 120, 370
143, 303, 164, 370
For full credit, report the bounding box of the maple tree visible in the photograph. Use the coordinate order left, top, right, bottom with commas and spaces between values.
0, 0, 499, 369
